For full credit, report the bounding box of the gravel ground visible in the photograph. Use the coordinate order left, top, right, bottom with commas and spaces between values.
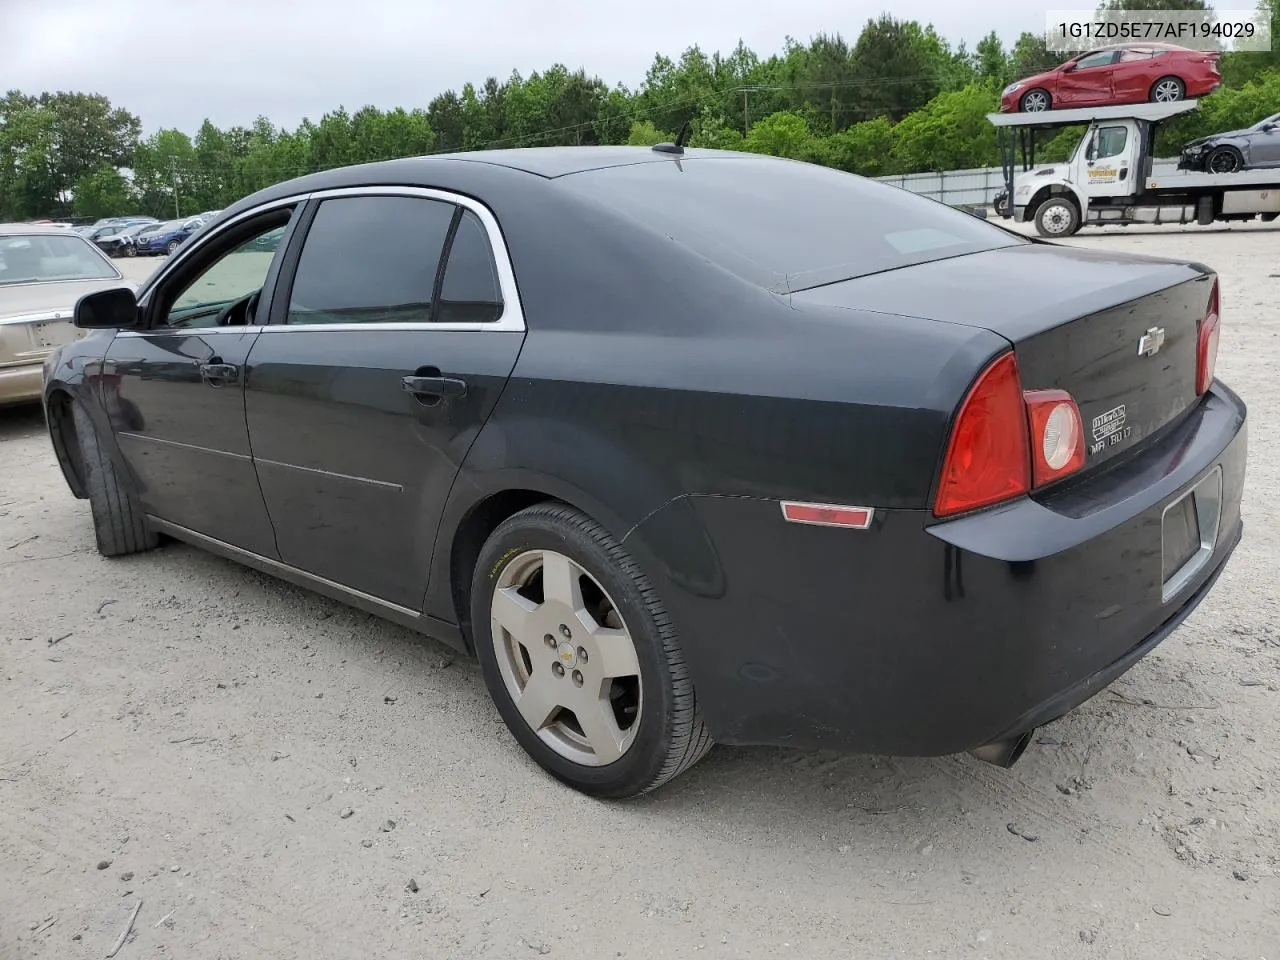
2, 226, 1278, 960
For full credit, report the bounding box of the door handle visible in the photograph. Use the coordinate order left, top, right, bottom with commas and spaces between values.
401, 375, 467, 399
1119, 167, 1128, 181
200, 362, 240, 387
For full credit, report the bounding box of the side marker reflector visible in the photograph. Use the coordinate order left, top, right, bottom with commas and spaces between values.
780, 501, 874, 529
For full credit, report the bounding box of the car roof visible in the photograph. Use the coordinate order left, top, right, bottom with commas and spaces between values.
222, 145, 766, 219
0, 222, 87, 236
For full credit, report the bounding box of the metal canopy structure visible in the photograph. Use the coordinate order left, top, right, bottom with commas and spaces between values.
985, 99, 1200, 129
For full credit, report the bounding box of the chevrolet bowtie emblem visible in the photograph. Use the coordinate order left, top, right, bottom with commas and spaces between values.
1137, 326, 1166, 357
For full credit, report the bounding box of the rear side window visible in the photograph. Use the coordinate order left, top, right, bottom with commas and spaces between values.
437, 209, 503, 324
286, 195, 454, 325
561, 157, 1026, 293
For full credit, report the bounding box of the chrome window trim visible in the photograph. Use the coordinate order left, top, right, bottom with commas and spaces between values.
133, 185, 526, 335
263, 185, 525, 334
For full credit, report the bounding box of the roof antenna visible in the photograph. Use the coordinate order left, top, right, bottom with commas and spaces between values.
652, 120, 692, 155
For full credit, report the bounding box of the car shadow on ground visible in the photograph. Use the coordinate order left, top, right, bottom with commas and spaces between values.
0, 403, 46, 441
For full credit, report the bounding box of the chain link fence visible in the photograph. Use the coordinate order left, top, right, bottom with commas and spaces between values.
874, 159, 1181, 207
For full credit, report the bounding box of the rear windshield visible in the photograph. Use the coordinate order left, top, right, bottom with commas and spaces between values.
0, 234, 118, 285
561, 156, 1026, 293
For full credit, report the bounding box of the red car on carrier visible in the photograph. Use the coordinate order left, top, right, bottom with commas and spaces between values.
1000, 43, 1221, 113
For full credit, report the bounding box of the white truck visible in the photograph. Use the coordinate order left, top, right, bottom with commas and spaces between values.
988, 100, 1280, 237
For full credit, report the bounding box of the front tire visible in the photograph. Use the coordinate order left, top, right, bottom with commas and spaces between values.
471, 503, 712, 798
124, 245, 137, 257
1207, 146, 1243, 174
71, 402, 158, 557
1019, 88, 1051, 112
1034, 196, 1081, 237
165, 240, 180, 255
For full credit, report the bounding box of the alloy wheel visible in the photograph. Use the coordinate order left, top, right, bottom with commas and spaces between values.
1021, 90, 1049, 112
1208, 149, 1241, 174
1153, 79, 1183, 102
490, 549, 642, 766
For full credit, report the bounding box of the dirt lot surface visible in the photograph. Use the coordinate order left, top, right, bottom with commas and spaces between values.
3, 227, 1278, 959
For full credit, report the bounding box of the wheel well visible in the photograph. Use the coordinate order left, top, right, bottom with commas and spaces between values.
46, 389, 87, 499
1028, 185, 1079, 218
449, 489, 561, 651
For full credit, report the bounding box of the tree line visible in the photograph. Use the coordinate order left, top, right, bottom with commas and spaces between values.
2, 0, 1277, 221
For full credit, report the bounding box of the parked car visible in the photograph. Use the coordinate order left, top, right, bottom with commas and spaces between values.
0, 224, 128, 406
95, 222, 154, 258
1000, 43, 1221, 113
43, 146, 1245, 798
133, 218, 203, 256
1177, 111, 1280, 173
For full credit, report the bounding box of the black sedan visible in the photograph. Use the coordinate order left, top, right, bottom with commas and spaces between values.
1177, 111, 1280, 173
42, 146, 1246, 798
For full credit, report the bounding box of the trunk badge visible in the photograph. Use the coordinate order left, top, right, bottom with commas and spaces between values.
1137, 326, 1166, 357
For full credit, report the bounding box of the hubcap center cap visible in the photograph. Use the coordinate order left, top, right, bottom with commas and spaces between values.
555, 642, 579, 670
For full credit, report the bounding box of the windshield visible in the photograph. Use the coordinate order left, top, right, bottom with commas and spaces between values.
144, 220, 183, 234
0, 233, 118, 285
562, 156, 1026, 293
1252, 112, 1280, 130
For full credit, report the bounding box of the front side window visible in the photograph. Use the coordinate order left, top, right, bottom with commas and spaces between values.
162, 221, 290, 328
286, 195, 455, 325
0, 234, 118, 285
1095, 126, 1129, 159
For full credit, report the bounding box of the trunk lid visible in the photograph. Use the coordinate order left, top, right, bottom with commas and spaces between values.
791, 243, 1213, 472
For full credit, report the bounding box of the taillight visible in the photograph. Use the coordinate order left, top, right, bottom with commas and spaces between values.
934, 352, 1030, 518
935, 351, 1088, 518
1023, 390, 1085, 487
1196, 278, 1220, 396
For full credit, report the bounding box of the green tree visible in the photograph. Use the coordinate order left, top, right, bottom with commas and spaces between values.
1010, 33, 1062, 79
73, 165, 133, 218
743, 110, 816, 158
824, 117, 897, 175
892, 82, 1001, 171
848, 16, 943, 121
625, 120, 671, 146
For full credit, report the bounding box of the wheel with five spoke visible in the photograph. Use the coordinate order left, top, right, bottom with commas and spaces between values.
471, 502, 712, 798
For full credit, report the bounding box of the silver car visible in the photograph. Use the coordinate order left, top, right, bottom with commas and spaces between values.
1178, 112, 1280, 174
0, 224, 130, 406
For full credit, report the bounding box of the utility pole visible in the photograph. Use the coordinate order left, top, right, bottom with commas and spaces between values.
743, 88, 750, 135
169, 160, 181, 219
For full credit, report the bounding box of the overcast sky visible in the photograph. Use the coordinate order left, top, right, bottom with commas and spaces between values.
6, 0, 1054, 134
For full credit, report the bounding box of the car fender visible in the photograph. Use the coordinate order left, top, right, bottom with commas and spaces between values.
1027, 180, 1086, 217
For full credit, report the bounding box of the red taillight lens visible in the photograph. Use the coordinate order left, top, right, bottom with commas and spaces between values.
1023, 389, 1086, 487
1196, 279, 1220, 396
934, 351, 1030, 518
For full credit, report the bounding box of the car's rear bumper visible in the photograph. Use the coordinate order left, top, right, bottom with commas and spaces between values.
629, 384, 1247, 756
0, 362, 43, 406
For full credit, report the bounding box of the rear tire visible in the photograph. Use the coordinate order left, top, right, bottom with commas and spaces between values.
1034, 196, 1080, 238
471, 502, 712, 798
1150, 76, 1185, 103
71, 402, 158, 557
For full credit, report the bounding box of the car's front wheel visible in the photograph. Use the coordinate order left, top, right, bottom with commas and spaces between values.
71, 402, 158, 557
1034, 196, 1080, 237
124, 244, 137, 257
1019, 88, 1051, 112
1207, 146, 1243, 174
471, 503, 712, 798
165, 239, 180, 255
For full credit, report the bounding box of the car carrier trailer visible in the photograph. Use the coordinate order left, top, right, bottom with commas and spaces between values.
988, 100, 1280, 237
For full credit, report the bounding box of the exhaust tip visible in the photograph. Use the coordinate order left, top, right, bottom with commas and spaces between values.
969, 730, 1034, 768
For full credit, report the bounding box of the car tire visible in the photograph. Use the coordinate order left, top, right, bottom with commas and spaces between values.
470, 502, 713, 798
124, 245, 136, 257
1150, 76, 1185, 103
71, 402, 159, 557
165, 240, 180, 255
1019, 88, 1051, 112
1206, 146, 1243, 174
1034, 195, 1080, 237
